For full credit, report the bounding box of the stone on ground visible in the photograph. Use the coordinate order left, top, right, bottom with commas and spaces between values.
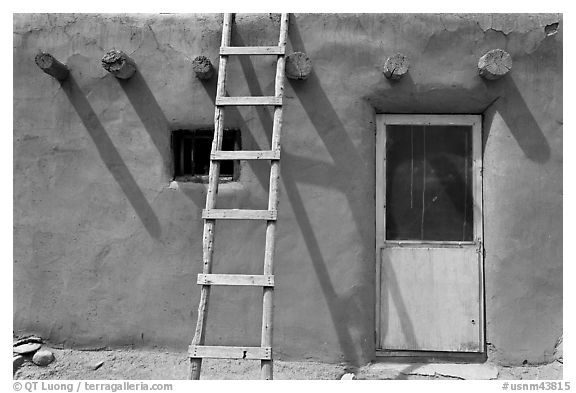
13, 342, 42, 355
14, 336, 43, 347
13, 355, 25, 374
90, 360, 105, 370
32, 349, 55, 366
341, 373, 356, 380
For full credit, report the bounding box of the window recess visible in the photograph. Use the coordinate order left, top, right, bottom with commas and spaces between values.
172, 129, 240, 182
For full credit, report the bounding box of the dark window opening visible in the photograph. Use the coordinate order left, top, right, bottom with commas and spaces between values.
172, 129, 240, 182
386, 124, 474, 241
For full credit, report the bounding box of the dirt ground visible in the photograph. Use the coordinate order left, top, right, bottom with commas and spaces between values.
14, 347, 563, 380
14, 347, 345, 380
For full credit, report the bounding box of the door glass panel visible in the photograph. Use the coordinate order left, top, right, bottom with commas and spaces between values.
386, 124, 474, 241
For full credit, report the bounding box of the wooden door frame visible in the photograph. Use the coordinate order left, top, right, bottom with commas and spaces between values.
375, 114, 485, 358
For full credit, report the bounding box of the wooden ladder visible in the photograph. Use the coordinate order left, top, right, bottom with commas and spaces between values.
188, 13, 289, 380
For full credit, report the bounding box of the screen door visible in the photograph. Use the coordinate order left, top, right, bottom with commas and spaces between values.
375, 114, 484, 353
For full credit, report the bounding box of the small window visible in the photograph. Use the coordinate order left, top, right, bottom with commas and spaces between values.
172, 129, 240, 182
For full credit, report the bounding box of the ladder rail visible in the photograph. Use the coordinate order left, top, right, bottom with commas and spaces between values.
260, 12, 289, 381
189, 12, 233, 381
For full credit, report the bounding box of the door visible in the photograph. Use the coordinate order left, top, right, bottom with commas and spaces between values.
375, 114, 484, 354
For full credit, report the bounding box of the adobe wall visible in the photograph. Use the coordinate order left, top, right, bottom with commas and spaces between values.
13, 13, 562, 365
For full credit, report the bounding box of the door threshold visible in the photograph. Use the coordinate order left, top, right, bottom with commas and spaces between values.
376, 350, 486, 364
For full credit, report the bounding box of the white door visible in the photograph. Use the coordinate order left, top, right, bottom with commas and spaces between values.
376, 115, 484, 353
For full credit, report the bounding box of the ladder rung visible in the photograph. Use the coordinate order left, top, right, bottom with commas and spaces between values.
220, 46, 285, 55
202, 209, 277, 220
211, 150, 280, 160
216, 96, 282, 106
189, 345, 272, 360
197, 274, 274, 287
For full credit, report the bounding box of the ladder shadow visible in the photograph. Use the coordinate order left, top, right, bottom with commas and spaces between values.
233, 20, 368, 365
226, 25, 280, 192
282, 17, 378, 365
279, 168, 362, 366
229, 25, 276, 135
60, 75, 162, 240
379, 254, 418, 350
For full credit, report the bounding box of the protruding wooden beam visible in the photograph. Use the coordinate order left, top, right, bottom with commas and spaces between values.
35, 52, 69, 81
383, 53, 410, 80
285, 52, 312, 80
101, 50, 137, 79
192, 55, 214, 80
478, 49, 512, 80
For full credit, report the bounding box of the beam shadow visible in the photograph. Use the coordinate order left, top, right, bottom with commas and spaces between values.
366, 68, 550, 165
114, 68, 208, 209
61, 75, 161, 240
178, 184, 208, 209
115, 70, 172, 173
482, 76, 550, 163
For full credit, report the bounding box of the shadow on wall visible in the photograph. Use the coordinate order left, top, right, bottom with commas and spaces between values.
379, 255, 418, 350
60, 75, 162, 240
116, 68, 210, 209
197, 72, 272, 190
365, 63, 550, 165
268, 17, 379, 365
364, 73, 496, 114
193, 19, 373, 365
482, 76, 550, 163
283, 17, 552, 364
115, 70, 171, 170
